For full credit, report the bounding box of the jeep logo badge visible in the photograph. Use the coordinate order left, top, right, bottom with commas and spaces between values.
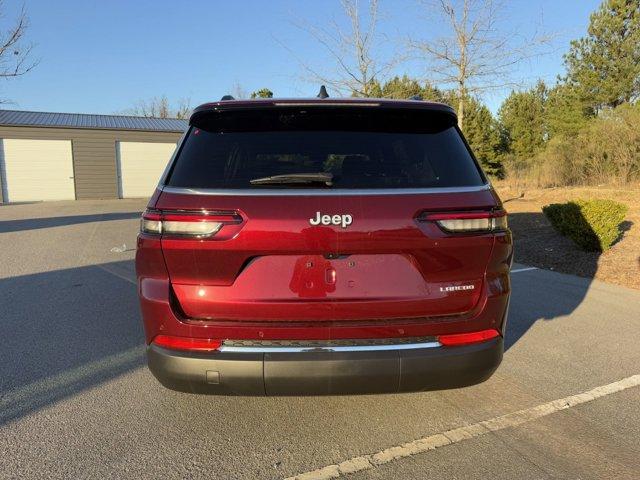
309, 212, 353, 229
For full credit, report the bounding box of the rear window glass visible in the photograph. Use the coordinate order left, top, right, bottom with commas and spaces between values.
166, 108, 485, 190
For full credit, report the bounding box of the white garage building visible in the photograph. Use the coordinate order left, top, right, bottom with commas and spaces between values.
0, 110, 187, 203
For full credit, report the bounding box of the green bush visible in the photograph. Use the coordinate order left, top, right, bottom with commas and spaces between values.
542, 199, 628, 252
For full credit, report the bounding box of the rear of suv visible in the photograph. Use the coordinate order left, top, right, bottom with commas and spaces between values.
135, 95, 513, 395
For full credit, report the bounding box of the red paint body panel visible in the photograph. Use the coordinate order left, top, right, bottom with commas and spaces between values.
136, 188, 512, 343
156, 191, 496, 319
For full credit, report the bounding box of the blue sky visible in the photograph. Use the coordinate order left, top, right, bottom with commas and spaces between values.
2, 0, 600, 115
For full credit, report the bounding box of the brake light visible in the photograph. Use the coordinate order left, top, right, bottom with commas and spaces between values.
140, 209, 242, 237
140, 211, 162, 234
419, 210, 507, 233
152, 335, 222, 352
437, 329, 500, 347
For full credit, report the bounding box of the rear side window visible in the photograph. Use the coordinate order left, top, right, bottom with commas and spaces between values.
166, 108, 486, 190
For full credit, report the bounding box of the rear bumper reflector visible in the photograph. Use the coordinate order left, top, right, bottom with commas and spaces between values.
437, 329, 500, 347
152, 335, 222, 352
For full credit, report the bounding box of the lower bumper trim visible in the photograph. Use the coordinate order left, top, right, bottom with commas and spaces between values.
147, 337, 503, 396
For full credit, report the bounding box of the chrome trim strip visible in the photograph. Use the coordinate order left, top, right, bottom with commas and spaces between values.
218, 341, 442, 353
160, 185, 491, 196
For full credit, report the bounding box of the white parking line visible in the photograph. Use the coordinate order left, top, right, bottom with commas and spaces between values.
511, 267, 539, 273
285, 374, 640, 480
95, 264, 137, 285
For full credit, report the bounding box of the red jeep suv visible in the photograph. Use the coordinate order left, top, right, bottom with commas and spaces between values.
135, 94, 512, 395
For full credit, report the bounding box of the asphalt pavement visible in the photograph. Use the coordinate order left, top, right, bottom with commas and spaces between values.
1, 200, 639, 479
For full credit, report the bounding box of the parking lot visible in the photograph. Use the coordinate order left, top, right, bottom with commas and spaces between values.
1, 200, 639, 480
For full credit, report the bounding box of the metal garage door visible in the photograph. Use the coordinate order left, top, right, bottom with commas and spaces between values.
116, 142, 176, 198
0, 139, 75, 202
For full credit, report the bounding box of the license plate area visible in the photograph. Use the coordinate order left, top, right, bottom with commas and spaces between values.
248, 254, 429, 300
171, 254, 483, 320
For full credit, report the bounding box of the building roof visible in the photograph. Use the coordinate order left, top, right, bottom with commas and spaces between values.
0, 109, 188, 132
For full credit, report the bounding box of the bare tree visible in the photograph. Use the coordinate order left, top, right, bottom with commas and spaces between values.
409, 0, 552, 128
231, 81, 248, 100
127, 96, 191, 119
0, 2, 37, 82
173, 98, 191, 119
288, 0, 395, 97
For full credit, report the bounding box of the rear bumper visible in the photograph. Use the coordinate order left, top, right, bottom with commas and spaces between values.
147, 337, 503, 395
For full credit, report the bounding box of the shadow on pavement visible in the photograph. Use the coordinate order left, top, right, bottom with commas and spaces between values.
0, 260, 144, 425
503, 210, 631, 350
0, 212, 142, 233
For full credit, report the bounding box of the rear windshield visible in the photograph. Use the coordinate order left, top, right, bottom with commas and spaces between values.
166, 108, 486, 190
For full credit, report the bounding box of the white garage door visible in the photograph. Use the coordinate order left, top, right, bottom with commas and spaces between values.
0, 139, 75, 202
116, 142, 176, 198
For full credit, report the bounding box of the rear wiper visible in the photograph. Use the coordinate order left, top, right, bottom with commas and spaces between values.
249, 172, 333, 186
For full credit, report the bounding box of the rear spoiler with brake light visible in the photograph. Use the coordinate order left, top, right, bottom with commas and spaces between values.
188, 99, 457, 129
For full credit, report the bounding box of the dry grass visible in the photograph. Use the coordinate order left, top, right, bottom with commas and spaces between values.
494, 182, 640, 290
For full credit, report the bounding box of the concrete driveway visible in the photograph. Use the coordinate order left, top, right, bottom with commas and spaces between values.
1, 200, 639, 479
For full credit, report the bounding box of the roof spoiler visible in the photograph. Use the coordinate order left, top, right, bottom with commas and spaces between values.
189, 99, 457, 126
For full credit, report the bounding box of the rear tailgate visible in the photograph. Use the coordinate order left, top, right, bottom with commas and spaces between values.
155, 102, 500, 323
156, 188, 497, 321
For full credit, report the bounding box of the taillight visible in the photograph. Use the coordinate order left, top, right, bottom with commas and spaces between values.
140, 211, 162, 234
152, 335, 222, 352
140, 209, 242, 238
419, 210, 507, 233
437, 329, 500, 347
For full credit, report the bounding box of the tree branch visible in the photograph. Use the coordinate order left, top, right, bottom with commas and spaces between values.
0, 3, 38, 80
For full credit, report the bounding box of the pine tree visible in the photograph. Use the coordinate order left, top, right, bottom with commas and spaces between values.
563, 0, 640, 111
366, 76, 444, 101
379, 75, 423, 98
499, 81, 548, 160
420, 83, 444, 103
445, 92, 503, 177
250, 88, 274, 99
544, 83, 593, 138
